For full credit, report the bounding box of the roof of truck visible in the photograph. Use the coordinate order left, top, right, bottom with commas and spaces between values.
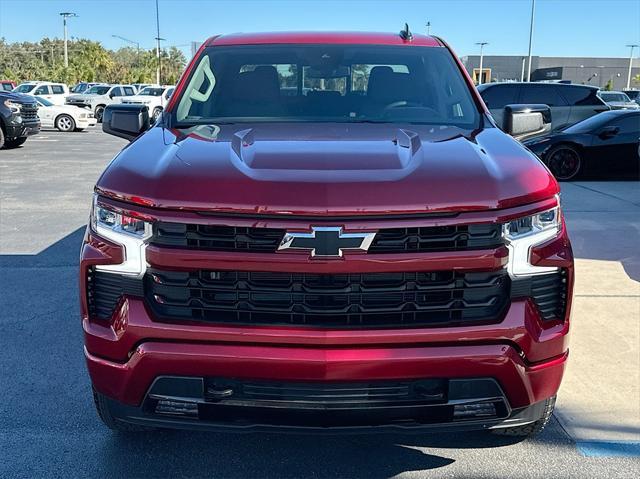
205, 31, 443, 47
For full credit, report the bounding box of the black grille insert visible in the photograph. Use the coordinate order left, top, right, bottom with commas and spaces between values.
151, 222, 504, 254
510, 270, 568, 321
86, 269, 144, 320
145, 269, 510, 328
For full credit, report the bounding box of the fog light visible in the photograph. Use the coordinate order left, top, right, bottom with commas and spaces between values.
155, 399, 199, 417
453, 402, 496, 419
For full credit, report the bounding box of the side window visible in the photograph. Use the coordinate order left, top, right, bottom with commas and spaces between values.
51, 85, 65, 94
110, 87, 123, 97
519, 85, 567, 107
560, 87, 603, 106
479, 85, 519, 109
165, 88, 174, 100
34, 85, 50, 95
609, 115, 640, 134
123, 87, 135, 96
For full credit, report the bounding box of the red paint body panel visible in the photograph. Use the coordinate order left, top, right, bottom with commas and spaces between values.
86, 343, 566, 409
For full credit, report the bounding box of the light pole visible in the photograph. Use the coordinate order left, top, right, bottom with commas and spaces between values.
526, 0, 535, 82
112, 34, 140, 65
155, 0, 162, 84
426, 21, 431, 35
59, 12, 78, 68
476, 42, 488, 85
626, 44, 638, 90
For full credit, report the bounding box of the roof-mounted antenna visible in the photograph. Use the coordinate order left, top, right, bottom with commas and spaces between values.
399, 23, 413, 41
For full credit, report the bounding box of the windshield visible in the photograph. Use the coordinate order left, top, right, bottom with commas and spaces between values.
600, 92, 629, 102
173, 45, 479, 128
85, 86, 110, 95
35, 96, 54, 107
14, 84, 36, 93
72, 83, 87, 93
139, 87, 165, 96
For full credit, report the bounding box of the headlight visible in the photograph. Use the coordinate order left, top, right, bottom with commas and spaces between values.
503, 200, 561, 276
4, 100, 21, 113
90, 195, 152, 276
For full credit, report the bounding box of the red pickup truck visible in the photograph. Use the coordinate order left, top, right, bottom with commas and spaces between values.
82, 30, 573, 437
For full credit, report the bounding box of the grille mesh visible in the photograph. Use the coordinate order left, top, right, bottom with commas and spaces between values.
151, 222, 504, 254
144, 269, 510, 328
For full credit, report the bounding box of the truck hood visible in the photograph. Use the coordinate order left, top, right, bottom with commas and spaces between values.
1, 91, 38, 104
66, 93, 96, 101
97, 123, 558, 216
120, 95, 156, 103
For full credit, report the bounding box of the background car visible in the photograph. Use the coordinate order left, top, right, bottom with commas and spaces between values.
598, 91, 639, 110
1, 80, 17, 91
34, 96, 97, 132
478, 82, 610, 133
65, 84, 136, 122
119, 85, 175, 121
524, 109, 640, 180
0, 91, 40, 148
623, 90, 640, 105
13, 81, 69, 105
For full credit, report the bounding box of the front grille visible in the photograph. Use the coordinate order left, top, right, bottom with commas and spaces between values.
144, 269, 510, 328
153, 222, 285, 252
150, 222, 504, 253
19, 104, 38, 121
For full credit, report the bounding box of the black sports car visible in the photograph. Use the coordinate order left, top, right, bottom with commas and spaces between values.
524, 110, 640, 180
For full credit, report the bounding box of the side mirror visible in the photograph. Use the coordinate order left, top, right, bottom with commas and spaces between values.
598, 125, 619, 140
503, 104, 552, 141
102, 104, 150, 141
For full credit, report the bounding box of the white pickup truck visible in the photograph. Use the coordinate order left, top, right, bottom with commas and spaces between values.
119, 85, 175, 122
65, 84, 136, 122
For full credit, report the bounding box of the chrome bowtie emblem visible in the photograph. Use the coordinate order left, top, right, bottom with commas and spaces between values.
278, 227, 376, 258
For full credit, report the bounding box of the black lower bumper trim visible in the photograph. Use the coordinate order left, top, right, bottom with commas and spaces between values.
97, 376, 547, 433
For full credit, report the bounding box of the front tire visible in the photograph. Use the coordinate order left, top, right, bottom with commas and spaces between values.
492, 395, 556, 437
0, 127, 5, 149
545, 145, 582, 180
151, 107, 162, 123
95, 105, 106, 123
55, 114, 76, 132
93, 389, 154, 432
3, 137, 27, 148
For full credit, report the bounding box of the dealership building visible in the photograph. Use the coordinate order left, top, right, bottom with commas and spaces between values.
461, 55, 640, 90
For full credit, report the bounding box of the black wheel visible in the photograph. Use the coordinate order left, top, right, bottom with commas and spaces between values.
492, 396, 556, 437
0, 126, 5, 149
546, 145, 582, 180
3, 137, 27, 148
93, 389, 154, 432
152, 107, 162, 122
55, 114, 76, 132
95, 105, 105, 123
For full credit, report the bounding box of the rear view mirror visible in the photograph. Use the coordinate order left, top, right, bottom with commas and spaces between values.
102, 104, 150, 141
503, 104, 552, 141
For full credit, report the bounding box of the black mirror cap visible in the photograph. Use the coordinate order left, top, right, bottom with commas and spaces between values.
503, 104, 552, 141
102, 104, 151, 141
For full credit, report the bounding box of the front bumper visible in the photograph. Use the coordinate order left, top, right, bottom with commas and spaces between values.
4, 118, 40, 139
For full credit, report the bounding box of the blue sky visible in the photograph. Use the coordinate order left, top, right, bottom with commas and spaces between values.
1, 0, 639, 59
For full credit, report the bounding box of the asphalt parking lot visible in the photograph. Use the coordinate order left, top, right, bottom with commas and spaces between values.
1, 128, 639, 478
